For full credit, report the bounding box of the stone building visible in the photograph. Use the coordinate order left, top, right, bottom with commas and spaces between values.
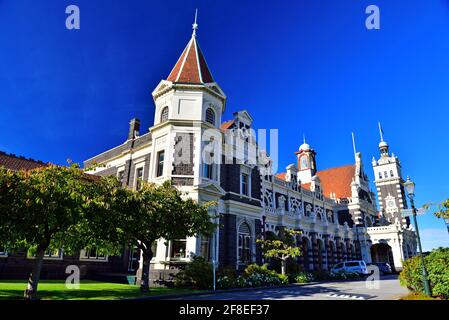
84, 18, 416, 280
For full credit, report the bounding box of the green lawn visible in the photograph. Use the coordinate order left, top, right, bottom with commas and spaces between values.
0, 280, 200, 300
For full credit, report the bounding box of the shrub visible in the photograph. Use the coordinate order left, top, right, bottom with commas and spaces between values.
242, 264, 288, 287
330, 270, 361, 280
174, 256, 213, 290
399, 255, 423, 292
400, 247, 449, 299
291, 272, 314, 284
217, 275, 236, 289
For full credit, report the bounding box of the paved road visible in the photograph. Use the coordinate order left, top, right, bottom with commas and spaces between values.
172, 275, 409, 300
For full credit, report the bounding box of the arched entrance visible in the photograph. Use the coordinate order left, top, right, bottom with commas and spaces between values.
301, 237, 312, 271
316, 239, 325, 271
349, 243, 355, 260
370, 243, 395, 269
328, 241, 336, 268
340, 242, 347, 262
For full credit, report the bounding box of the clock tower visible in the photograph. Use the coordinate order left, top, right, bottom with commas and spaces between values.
295, 137, 317, 184
372, 124, 410, 227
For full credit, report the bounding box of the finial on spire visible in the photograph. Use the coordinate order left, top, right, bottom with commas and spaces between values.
352, 132, 357, 161
303, 134, 306, 144
378, 122, 384, 142
192, 9, 198, 37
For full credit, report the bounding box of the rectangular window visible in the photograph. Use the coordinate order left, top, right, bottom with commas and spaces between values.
200, 237, 210, 261
135, 167, 144, 190
44, 248, 62, 259
204, 163, 213, 180
241, 173, 249, 196
118, 170, 125, 184
170, 239, 187, 259
127, 246, 140, 272
80, 248, 107, 261
238, 234, 251, 264
156, 151, 165, 177
0, 245, 7, 257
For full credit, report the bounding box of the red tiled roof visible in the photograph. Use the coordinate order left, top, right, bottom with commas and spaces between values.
167, 35, 214, 84
275, 172, 286, 181
316, 164, 355, 199
0, 151, 47, 171
220, 120, 235, 131
301, 182, 311, 191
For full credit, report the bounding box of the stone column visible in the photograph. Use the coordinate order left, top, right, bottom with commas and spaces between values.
324, 235, 331, 270
335, 237, 342, 262
310, 232, 319, 271
344, 238, 351, 261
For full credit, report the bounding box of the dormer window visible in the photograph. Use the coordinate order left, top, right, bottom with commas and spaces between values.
160, 106, 169, 123
205, 108, 215, 125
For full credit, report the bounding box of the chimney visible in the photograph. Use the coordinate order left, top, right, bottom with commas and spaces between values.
128, 118, 140, 140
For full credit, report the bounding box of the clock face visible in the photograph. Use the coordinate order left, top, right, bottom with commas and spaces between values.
300, 156, 308, 169
387, 200, 396, 208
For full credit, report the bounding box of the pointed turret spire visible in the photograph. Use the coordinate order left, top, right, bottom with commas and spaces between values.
378, 122, 389, 156
166, 10, 215, 84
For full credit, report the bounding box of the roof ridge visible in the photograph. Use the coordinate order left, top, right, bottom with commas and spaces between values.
317, 163, 355, 173
0, 150, 46, 164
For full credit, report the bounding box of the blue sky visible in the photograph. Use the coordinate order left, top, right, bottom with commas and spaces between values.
0, 0, 448, 250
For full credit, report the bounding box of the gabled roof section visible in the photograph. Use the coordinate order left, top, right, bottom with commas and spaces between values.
275, 172, 286, 181
166, 35, 214, 84
220, 120, 235, 131
316, 164, 355, 199
0, 151, 48, 171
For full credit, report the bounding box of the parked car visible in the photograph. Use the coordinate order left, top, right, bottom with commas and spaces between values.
331, 260, 369, 276
369, 262, 393, 275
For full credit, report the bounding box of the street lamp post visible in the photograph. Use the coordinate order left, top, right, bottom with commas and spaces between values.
403, 177, 432, 296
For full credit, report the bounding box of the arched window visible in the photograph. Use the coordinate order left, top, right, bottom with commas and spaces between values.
379, 172, 382, 179
238, 222, 251, 264
160, 106, 169, 123
205, 108, 215, 125
390, 170, 394, 177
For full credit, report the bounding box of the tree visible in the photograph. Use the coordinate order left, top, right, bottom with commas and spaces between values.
256, 227, 301, 276
0, 164, 120, 300
423, 200, 449, 219
109, 180, 216, 292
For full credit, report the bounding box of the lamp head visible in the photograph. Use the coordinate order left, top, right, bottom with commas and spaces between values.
404, 176, 415, 199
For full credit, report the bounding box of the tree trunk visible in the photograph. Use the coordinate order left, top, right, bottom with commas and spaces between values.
24, 246, 45, 300
281, 259, 286, 276
140, 249, 153, 293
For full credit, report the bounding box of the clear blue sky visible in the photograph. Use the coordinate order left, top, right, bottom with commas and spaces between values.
0, 0, 448, 250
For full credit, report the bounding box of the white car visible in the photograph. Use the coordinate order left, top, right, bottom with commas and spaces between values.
331, 260, 369, 276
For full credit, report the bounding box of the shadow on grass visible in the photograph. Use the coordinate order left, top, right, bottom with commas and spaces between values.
0, 281, 192, 300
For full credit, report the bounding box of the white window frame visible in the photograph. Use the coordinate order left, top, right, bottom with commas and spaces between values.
168, 239, 188, 261
79, 248, 108, 262
205, 107, 216, 126
43, 248, 63, 260
155, 150, 165, 178
160, 106, 169, 123
240, 173, 250, 196
0, 246, 8, 258
237, 223, 252, 265
117, 169, 125, 184
134, 165, 145, 190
